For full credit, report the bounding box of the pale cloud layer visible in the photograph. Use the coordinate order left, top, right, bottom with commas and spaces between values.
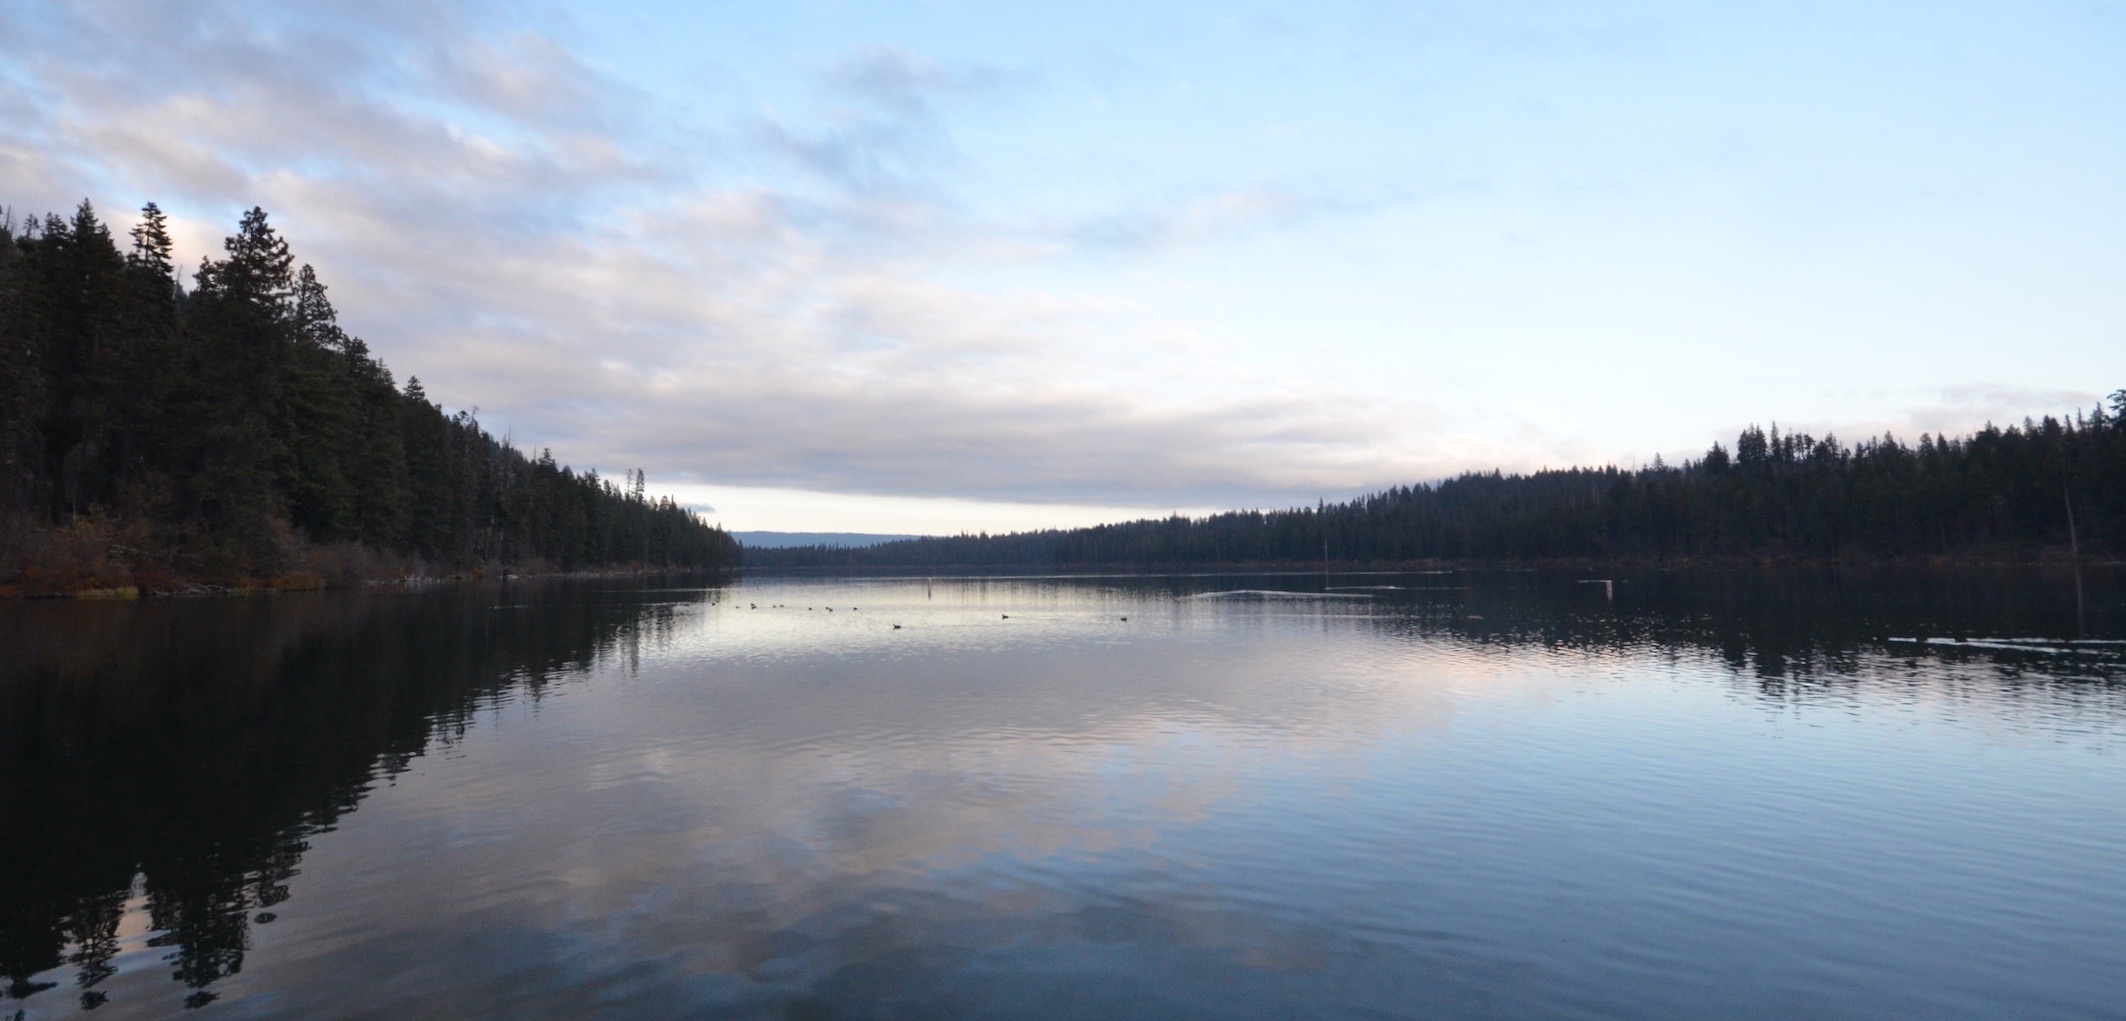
5, 0, 2121, 530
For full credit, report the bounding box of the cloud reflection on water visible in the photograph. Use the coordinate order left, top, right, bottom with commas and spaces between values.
3, 568, 2123, 1018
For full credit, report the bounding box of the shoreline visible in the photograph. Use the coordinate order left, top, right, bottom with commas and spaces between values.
9, 554, 2114, 600
737, 553, 2119, 576
0, 563, 731, 600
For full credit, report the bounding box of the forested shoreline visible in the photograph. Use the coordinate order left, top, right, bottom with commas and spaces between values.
750, 400, 2126, 570
7, 202, 2117, 592
0, 201, 736, 596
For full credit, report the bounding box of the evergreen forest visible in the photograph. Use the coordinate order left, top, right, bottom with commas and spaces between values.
7, 201, 2118, 590
0, 201, 735, 595
751, 401, 2126, 570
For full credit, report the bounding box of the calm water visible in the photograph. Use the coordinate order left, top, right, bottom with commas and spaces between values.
4, 568, 2124, 1019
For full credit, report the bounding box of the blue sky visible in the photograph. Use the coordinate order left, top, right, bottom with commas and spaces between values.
4, 0, 2121, 532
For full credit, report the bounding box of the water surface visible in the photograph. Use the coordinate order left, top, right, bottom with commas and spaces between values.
4, 568, 2124, 1018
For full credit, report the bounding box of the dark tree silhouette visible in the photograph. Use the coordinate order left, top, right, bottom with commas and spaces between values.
751, 404, 2126, 570
0, 201, 735, 590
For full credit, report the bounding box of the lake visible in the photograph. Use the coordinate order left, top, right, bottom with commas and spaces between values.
4, 568, 2123, 1019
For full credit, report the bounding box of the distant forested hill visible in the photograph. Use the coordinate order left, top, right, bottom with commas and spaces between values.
750, 402, 2126, 570
1, 201, 735, 594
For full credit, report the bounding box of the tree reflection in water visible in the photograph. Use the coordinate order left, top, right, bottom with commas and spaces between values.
1, 577, 719, 1009
0, 566, 2118, 1013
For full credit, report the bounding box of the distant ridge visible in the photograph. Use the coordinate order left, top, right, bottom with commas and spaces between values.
733, 531, 923, 549
746, 397, 2126, 570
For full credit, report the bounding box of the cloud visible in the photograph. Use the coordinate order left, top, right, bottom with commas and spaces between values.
1668, 384, 2112, 471
828, 45, 1008, 119
1914, 385, 2106, 432
425, 30, 626, 129
748, 46, 1012, 198
2, 0, 1504, 512
1069, 187, 1307, 251
1055, 175, 1430, 257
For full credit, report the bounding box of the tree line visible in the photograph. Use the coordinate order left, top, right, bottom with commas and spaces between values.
751, 401, 2126, 569
1, 200, 735, 592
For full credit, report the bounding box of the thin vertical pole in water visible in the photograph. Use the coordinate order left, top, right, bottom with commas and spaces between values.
1318, 498, 1329, 589
2065, 483, 2081, 562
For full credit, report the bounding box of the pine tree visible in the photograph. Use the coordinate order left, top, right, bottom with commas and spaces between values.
36, 201, 133, 518
281, 265, 359, 540
173, 208, 300, 561
127, 202, 175, 279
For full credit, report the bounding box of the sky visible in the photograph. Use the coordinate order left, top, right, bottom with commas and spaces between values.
3, 0, 2122, 533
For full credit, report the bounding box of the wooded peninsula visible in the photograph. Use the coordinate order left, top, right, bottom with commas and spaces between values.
752, 402, 2126, 570
1, 202, 737, 596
